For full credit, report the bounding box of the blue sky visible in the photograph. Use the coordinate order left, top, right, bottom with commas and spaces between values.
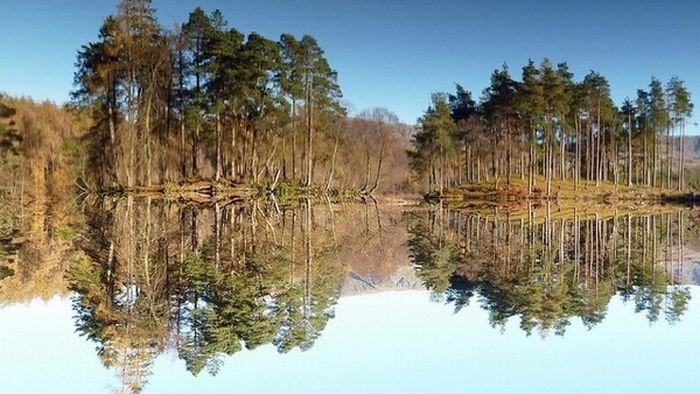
1, 0, 698, 130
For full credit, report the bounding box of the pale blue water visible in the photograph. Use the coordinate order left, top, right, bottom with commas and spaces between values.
2, 288, 698, 394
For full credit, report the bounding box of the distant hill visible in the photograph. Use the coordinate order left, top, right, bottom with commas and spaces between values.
671, 136, 700, 162
342, 265, 424, 296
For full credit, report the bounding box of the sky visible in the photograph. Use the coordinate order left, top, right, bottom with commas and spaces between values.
1, 0, 698, 130
2, 290, 699, 393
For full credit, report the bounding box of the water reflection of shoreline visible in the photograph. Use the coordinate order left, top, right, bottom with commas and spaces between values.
409, 203, 694, 336
3, 198, 700, 392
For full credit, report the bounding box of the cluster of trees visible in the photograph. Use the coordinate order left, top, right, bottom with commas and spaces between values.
0, 184, 82, 305
0, 96, 87, 296
73, 0, 410, 194
0, 98, 20, 279
0, 95, 87, 203
409, 205, 693, 336
0, 99, 21, 160
411, 59, 694, 195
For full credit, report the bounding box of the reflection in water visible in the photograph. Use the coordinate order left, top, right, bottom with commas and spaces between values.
1, 192, 411, 393
409, 204, 694, 336
0, 200, 18, 280
4, 195, 700, 392
0, 190, 81, 304
69, 197, 350, 392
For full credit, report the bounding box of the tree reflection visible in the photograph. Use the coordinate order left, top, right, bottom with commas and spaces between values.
68, 197, 345, 391
409, 203, 694, 336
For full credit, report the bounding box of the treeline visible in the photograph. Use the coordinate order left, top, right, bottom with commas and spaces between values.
73, 0, 410, 195
0, 94, 87, 203
0, 95, 87, 303
411, 59, 694, 195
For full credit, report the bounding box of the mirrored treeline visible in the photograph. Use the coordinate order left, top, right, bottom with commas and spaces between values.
69, 197, 351, 390
409, 203, 694, 336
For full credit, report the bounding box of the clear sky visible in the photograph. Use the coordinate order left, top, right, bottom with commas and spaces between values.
1, 0, 698, 130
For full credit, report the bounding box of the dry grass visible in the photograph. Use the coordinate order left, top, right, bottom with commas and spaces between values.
444, 176, 697, 205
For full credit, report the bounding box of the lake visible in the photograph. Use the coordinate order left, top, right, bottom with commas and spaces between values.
1, 199, 698, 393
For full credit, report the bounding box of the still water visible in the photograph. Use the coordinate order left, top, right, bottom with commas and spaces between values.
0, 199, 698, 393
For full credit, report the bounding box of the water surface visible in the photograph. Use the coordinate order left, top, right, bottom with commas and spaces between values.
1, 200, 698, 393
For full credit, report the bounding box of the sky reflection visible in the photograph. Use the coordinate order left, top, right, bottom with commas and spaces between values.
1, 288, 698, 393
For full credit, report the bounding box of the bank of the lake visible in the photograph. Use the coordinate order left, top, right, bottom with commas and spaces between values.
436, 177, 700, 206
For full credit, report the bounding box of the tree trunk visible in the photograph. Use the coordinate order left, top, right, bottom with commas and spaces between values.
667, 124, 672, 189
628, 111, 632, 187
292, 99, 297, 181
304, 198, 312, 316
596, 104, 602, 187
108, 83, 116, 145
439, 146, 445, 196
507, 126, 512, 186
369, 139, 386, 194
643, 132, 649, 186
586, 121, 592, 183
215, 202, 221, 269
679, 120, 685, 191
560, 119, 565, 181
230, 115, 237, 181
325, 133, 339, 193
466, 145, 471, 183
145, 96, 152, 187
528, 133, 534, 194
362, 144, 371, 192
575, 117, 581, 190
215, 109, 221, 182
653, 131, 658, 188
252, 127, 258, 184
305, 80, 313, 187
192, 124, 199, 178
